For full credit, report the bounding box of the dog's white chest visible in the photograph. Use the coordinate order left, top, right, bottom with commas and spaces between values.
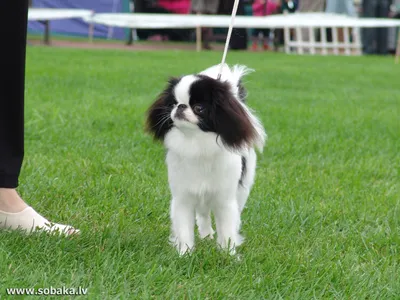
166, 151, 241, 197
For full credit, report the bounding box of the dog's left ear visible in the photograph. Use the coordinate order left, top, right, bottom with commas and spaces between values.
145, 77, 180, 141
211, 81, 264, 151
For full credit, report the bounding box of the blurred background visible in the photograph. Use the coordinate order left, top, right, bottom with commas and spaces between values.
28, 0, 400, 55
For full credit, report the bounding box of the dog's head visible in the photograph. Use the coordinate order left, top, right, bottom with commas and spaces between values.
146, 65, 266, 152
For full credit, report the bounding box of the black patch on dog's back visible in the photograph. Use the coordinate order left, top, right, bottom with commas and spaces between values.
239, 156, 246, 186
238, 80, 247, 103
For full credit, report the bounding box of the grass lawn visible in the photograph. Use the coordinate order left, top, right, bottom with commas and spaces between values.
0, 46, 399, 299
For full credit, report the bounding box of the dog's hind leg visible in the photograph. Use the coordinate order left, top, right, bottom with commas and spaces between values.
237, 148, 257, 213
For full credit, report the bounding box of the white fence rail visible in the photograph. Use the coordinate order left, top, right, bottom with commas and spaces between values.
28, 8, 93, 21
28, 8, 400, 57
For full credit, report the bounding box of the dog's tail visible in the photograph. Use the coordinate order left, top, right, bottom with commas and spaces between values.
231, 65, 254, 86
200, 64, 254, 101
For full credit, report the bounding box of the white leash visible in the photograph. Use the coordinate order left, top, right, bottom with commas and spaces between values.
217, 0, 240, 80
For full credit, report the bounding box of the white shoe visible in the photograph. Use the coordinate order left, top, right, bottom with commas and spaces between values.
0, 206, 79, 235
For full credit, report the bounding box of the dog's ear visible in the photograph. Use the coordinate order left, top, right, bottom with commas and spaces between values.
211, 81, 261, 151
145, 77, 180, 141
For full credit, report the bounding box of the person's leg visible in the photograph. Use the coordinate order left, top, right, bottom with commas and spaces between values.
263, 29, 271, 50
361, 0, 377, 54
0, 1, 28, 212
0, 1, 78, 234
376, 0, 390, 55
251, 29, 260, 51
201, 11, 215, 50
202, 27, 213, 50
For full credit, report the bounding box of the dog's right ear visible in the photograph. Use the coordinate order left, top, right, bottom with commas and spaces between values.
145, 77, 180, 141
209, 80, 266, 152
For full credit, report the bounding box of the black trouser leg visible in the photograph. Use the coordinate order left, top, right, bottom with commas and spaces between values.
0, 0, 29, 188
376, 0, 390, 55
361, 0, 376, 54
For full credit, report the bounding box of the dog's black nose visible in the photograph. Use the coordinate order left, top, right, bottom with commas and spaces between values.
177, 104, 187, 110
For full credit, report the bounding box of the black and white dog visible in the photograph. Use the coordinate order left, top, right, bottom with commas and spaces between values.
146, 64, 266, 255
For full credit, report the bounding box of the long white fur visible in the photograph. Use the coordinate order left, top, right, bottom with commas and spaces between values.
165, 64, 266, 255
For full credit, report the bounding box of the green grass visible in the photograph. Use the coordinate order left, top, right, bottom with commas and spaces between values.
1, 47, 399, 299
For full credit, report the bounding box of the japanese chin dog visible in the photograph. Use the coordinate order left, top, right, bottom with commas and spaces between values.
146, 64, 266, 255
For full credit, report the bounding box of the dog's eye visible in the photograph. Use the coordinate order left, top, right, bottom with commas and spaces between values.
193, 104, 205, 114
167, 102, 177, 109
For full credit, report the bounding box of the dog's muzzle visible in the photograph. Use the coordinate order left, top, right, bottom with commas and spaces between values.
174, 104, 188, 120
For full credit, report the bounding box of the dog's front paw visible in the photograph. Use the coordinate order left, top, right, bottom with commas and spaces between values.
217, 234, 243, 255
199, 227, 215, 240
170, 235, 194, 256
177, 243, 193, 256
219, 242, 237, 256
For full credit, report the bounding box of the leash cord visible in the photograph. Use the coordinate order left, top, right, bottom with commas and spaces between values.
217, 0, 240, 80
